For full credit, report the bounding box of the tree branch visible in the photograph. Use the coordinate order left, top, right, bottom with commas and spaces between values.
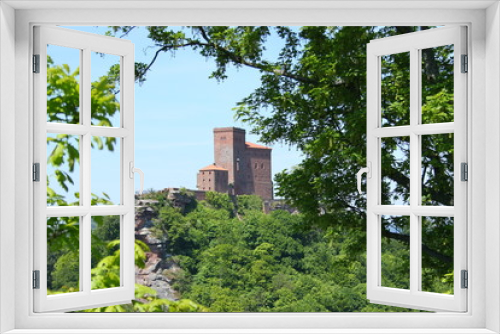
137, 42, 209, 79
195, 27, 320, 85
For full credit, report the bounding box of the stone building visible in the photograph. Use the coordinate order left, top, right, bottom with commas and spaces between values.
196, 164, 229, 194
197, 127, 273, 200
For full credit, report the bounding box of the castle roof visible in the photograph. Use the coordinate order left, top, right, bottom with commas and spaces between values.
214, 127, 245, 133
246, 142, 272, 150
199, 164, 228, 171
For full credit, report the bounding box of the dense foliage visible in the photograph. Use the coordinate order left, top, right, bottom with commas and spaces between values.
137, 191, 451, 312
49, 189, 452, 312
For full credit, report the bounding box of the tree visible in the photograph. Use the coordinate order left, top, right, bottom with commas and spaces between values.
143, 191, 420, 312
109, 26, 454, 287
46, 55, 120, 205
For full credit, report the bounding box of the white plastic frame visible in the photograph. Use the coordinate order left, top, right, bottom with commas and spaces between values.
366, 26, 467, 312
32, 26, 135, 312
2, 3, 494, 333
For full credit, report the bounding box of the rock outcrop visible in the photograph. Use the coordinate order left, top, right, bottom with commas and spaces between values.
135, 203, 181, 301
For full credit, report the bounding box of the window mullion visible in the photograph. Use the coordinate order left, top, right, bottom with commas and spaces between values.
373, 205, 454, 217
46, 123, 130, 138
409, 47, 420, 294
81, 47, 92, 294
416, 48, 424, 293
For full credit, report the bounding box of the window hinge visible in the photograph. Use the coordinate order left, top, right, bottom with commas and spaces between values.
33, 270, 40, 289
33, 54, 40, 73
33, 163, 40, 182
461, 162, 468, 182
461, 269, 468, 289
461, 54, 468, 73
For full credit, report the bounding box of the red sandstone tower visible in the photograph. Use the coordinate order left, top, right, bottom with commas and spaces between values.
196, 164, 229, 193
196, 127, 273, 200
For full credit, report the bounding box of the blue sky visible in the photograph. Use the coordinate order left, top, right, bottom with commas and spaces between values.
53, 26, 303, 203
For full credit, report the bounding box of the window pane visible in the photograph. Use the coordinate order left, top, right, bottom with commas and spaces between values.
91, 216, 121, 290
421, 45, 454, 124
91, 52, 121, 127
47, 45, 81, 124
381, 52, 410, 127
91, 136, 120, 205
421, 216, 454, 294
381, 136, 410, 205
421, 133, 454, 206
381, 215, 410, 290
47, 133, 80, 206
47, 216, 80, 294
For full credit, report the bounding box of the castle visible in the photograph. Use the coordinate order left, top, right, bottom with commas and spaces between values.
197, 127, 273, 200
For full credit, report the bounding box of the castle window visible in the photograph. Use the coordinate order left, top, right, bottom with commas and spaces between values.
254, 163, 258, 169
261, 163, 264, 169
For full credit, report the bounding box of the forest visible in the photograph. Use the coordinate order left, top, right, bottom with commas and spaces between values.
47, 190, 451, 312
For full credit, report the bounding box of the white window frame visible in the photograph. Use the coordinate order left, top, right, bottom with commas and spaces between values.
0, 1, 499, 333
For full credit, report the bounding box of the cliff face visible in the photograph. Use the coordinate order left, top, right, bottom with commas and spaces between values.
135, 202, 180, 301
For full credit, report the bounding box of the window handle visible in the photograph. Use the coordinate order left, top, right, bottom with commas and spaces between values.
357, 162, 371, 194
129, 162, 145, 195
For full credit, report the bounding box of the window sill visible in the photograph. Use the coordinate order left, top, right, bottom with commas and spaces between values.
3, 330, 498, 334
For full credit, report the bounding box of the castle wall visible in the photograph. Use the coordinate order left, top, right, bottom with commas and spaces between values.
213, 127, 246, 193
247, 147, 273, 200
197, 169, 228, 193
214, 170, 229, 193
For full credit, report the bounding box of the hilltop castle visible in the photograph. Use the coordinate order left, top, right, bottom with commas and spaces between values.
197, 127, 273, 200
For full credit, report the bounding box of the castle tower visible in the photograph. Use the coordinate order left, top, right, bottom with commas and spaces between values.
245, 142, 273, 200
196, 164, 228, 193
213, 127, 247, 195
197, 127, 273, 200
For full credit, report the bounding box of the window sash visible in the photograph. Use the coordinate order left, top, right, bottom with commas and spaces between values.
366, 26, 467, 312
33, 25, 136, 313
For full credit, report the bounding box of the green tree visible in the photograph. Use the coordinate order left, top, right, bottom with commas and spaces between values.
46, 55, 120, 204
204, 191, 235, 215
51, 251, 79, 291
237, 194, 263, 215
